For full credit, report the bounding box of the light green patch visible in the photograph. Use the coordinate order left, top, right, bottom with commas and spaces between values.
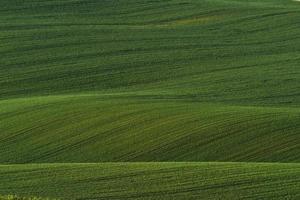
0, 195, 57, 200
163, 15, 221, 26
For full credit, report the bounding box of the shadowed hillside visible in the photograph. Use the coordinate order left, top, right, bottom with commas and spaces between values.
1, 0, 300, 105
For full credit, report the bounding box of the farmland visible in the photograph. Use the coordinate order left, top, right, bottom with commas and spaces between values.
0, 162, 300, 199
0, 0, 300, 199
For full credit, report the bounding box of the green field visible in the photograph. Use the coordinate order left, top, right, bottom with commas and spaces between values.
0, 163, 300, 199
1, 0, 300, 199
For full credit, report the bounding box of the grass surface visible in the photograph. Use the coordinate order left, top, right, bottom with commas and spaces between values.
1, 0, 300, 105
1, 95, 300, 163
1, 0, 300, 199
0, 162, 299, 200
0, 195, 55, 200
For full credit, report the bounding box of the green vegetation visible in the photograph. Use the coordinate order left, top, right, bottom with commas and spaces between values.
1, 95, 300, 163
1, 0, 300, 105
0, 195, 56, 200
0, 163, 299, 200
0, 0, 300, 199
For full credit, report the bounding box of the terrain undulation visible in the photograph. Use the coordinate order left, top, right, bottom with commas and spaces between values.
0, 0, 300, 199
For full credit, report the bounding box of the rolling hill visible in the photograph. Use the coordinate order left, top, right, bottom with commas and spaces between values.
1, 95, 300, 163
0, 162, 300, 200
0, 0, 300, 199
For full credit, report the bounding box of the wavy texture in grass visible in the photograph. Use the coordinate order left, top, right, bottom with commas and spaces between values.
1, 0, 300, 105
1, 0, 300, 199
1, 95, 300, 163
0, 162, 299, 200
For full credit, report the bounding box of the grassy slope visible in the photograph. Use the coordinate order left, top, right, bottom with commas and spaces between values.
0, 162, 299, 200
1, 0, 300, 199
1, 95, 300, 163
0, 0, 300, 164
1, 0, 300, 105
